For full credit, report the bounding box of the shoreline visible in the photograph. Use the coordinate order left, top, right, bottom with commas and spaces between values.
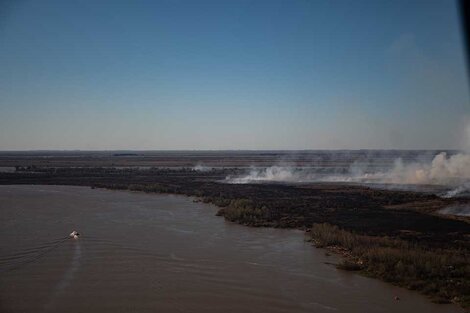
1, 167, 469, 309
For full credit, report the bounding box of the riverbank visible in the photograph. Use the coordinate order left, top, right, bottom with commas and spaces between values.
310, 223, 470, 308
1, 167, 469, 308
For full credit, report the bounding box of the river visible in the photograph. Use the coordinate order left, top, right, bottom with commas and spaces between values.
0, 185, 460, 312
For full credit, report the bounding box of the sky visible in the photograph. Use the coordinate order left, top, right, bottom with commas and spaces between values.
1, 0, 469, 150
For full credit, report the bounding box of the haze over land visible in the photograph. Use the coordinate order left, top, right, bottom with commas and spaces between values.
226, 152, 470, 189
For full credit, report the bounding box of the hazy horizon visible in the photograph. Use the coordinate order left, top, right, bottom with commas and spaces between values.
0, 148, 465, 152
1, 0, 469, 150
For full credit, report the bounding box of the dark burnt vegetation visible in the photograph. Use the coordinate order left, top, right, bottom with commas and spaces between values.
1, 167, 469, 239
1, 166, 470, 307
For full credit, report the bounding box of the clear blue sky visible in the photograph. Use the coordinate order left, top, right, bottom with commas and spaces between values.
1, 0, 469, 150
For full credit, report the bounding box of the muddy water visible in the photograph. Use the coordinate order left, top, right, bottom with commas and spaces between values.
0, 185, 461, 313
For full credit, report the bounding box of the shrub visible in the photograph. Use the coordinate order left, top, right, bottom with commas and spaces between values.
311, 223, 470, 308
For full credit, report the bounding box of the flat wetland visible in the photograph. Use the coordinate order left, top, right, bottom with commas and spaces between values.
0, 151, 469, 312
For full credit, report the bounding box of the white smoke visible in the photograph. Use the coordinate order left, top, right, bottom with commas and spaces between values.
226, 152, 470, 197
227, 166, 307, 184
347, 152, 470, 185
442, 182, 470, 198
438, 204, 470, 217
193, 164, 212, 172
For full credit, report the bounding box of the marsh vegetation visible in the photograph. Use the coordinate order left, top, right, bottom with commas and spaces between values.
311, 223, 470, 307
1, 163, 469, 308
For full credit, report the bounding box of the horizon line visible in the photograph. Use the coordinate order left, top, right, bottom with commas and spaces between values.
0, 148, 463, 153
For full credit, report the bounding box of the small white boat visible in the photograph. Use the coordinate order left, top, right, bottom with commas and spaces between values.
69, 230, 80, 239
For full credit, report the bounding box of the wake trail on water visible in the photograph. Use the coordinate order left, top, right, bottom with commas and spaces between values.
44, 240, 82, 311
0, 237, 69, 273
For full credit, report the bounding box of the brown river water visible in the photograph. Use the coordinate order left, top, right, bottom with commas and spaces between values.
0, 185, 462, 313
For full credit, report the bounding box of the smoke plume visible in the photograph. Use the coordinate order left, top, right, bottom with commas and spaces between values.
192, 164, 212, 172
226, 152, 470, 197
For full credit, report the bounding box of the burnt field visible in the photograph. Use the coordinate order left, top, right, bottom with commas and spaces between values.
1, 154, 469, 307
1, 166, 469, 245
